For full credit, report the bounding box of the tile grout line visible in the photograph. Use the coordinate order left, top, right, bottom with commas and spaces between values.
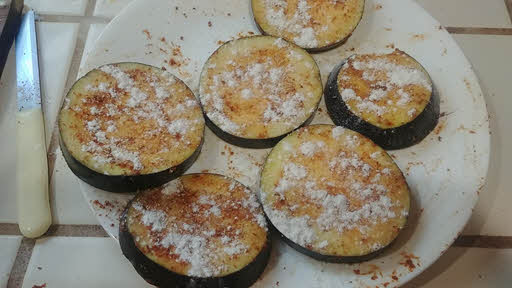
445, 27, 512, 35
506, 0, 512, 24
46, 0, 100, 179
7, 238, 36, 288
453, 235, 512, 249
0, 224, 109, 237
2, 223, 512, 248
37, 14, 110, 24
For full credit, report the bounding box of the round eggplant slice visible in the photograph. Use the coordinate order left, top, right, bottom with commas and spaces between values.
59, 62, 204, 192
199, 36, 322, 148
119, 174, 271, 288
251, 0, 365, 52
325, 49, 440, 150
260, 125, 410, 263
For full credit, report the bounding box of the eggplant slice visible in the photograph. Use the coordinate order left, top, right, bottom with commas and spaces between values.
59, 62, 204, 192
119, 174, 271, 288
199, 36, 322, 148
260, 125, 410, 263
325, 49, 440, 150
251, 0, 365, 52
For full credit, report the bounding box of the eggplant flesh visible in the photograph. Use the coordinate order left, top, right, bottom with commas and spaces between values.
199, 36, 322, 149
325, 58, 440, 150
119, 210, 271, 288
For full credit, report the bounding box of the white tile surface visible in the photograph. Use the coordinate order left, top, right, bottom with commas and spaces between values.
405, 248, 512, 287
22, 237, 153, 288
37, 23, 99, 225
25, 0, 88, 16
0, 23, 83, 224
0, 47, 18, 223
451, 35, 512, 236
51, 149, 98, 225
79, 23, 108, 73
0, 236, 22, 288
93, 0, 134, 18
37, 22, 80, 147
416, 0, 512, 28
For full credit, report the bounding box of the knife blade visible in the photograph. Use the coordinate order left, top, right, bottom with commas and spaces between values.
0, 0, 23, 78
16, 10, 51, 238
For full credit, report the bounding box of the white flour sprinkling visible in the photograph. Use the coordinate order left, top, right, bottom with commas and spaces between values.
223, 242, 249, 256
110, 146, 143, 171
167, 119, 191, 135
340, 54, 432, 117
274, 37, 288, 48
161, 180, 183, 196
81, 65, 202, 172
100, 65, 149, 107
241, 88, 253, 99
266, 209, 316, 246
203, 40, 315, 134
263, 0, 319, 48
202, 94, 240, 133
160, 232, 220, 277
274, 163, 307, 199
396, 89, 411, 106
317, 240, 328, 249
300, 141, 325, 157
341, 88, 357, 102
130, 177, 268, 277
344, 134, 360, 148
332, 126, 346, 139
356, 100, 386, 116
370, 151, 381, 159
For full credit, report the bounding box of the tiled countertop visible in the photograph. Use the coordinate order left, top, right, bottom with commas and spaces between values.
1, 0, 511, 287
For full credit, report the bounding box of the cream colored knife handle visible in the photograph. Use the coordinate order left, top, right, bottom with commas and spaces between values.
16, 108, 52, 238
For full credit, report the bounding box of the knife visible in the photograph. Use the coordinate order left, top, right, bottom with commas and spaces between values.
0, 0, 23, 78
16, 10, 51, 238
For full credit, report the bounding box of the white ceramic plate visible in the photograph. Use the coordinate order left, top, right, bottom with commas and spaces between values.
79, 0, 490, 286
